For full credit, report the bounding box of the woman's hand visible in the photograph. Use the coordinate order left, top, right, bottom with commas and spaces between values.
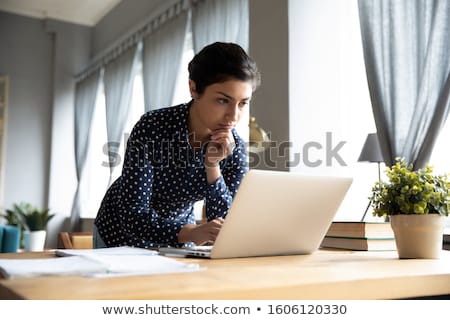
204, 129, 235, 167
178, 218, 224, 245
204, 129, 235, 184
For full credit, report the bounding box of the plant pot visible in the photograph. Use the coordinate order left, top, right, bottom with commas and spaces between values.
23, 230, 47, 252
390, 214, 444, 259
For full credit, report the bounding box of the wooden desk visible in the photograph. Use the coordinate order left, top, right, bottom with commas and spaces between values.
1, 249, 450, 300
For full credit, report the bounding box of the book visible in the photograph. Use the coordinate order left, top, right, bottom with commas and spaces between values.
444, 231, 450, 251
321, 236, 397, 251
325, 221, 394, 239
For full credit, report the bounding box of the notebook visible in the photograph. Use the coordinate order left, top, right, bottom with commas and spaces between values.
159, 169, 352, 259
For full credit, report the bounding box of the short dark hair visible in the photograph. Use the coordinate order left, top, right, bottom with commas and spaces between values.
188, 42, 261, 94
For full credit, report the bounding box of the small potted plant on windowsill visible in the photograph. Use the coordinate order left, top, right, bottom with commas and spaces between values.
10, 202, 55, 252
370, 158, 449, 259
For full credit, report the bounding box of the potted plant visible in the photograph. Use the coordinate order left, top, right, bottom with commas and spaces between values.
370, 158, 449, 258
9, 202, 55, 252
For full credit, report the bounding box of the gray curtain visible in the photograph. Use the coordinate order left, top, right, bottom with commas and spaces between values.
358, 0, 450, 168
142, 11, 189, 111
192, 0, 249, 53
71, 70, 101, 231
191, 0, 250, 141
104, 44, 140, 182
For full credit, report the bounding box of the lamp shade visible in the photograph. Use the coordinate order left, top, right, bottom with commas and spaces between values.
358, 133, 384, 163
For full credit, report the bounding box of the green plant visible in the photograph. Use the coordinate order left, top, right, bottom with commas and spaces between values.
370, 158, 450, 218
1, 207, 22, 227
5, 202, 55, 231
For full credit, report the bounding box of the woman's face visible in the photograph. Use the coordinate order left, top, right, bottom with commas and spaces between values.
190, 79, 253, 134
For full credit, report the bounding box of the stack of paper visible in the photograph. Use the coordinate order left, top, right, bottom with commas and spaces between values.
0, 246, 202, 279
54, 246, 159, 257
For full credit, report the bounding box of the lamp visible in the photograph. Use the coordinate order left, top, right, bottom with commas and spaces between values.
249, 116, 270, 153
358, 133, 384, 222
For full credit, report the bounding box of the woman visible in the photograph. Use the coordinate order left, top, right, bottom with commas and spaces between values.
93, 42, 261, 248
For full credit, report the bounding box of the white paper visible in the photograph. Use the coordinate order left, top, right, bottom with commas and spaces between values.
0, 251, 202, 279
0, 256, 107, 279
83, 255, 202, 278
54, 246, 159, 257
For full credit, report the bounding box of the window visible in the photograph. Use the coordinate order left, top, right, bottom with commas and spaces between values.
110, 68, 146, 182
288, 0, 450, 223
83, 80, 109, 218
288, 0, 380, 222
172, 31, 194, 106
430, 118, 450, 228
83, 66, 145, 218
83, 33, 194, 218
430, 118, 450, 176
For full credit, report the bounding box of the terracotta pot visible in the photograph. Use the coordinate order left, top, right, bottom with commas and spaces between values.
390, 214, 444, 259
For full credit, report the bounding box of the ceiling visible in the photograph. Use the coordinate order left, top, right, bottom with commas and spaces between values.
0, 0, 122, 26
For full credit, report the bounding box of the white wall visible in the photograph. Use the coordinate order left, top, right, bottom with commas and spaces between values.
249, 0, 382, 221
288, 0, 380, 220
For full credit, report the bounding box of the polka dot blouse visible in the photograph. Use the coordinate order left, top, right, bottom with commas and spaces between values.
94, 102, 249, 248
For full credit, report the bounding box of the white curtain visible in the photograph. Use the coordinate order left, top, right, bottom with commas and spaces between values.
191, 0, 249, 53
358, 0, 450, 168
104, 44, 140, 182
70, 71, 101, 230
142, 11, 189, 112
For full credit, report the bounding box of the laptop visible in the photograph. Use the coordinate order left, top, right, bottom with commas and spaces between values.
159, 169, 352, 259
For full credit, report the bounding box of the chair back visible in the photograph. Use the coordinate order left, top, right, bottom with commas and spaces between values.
58, 232, 93, 249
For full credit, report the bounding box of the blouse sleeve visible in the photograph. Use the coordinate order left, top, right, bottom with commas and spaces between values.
204, 132, 249, 221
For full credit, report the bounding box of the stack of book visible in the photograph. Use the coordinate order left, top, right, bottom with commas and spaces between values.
444, 230, 450, 251
321, 221, 396, 251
